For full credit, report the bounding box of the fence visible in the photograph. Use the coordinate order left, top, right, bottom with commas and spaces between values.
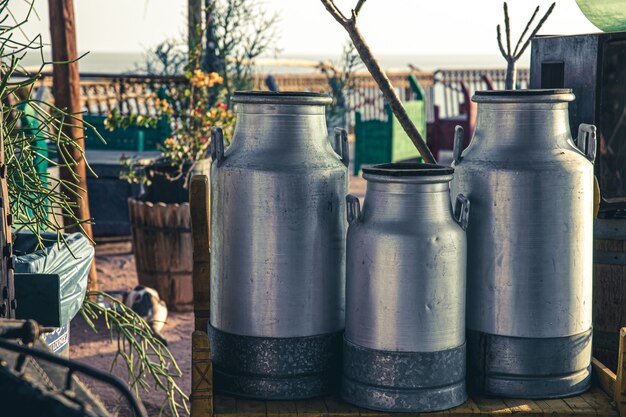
35, 68, 529, 128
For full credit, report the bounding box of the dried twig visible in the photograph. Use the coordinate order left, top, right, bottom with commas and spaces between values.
497, 1, 555, 89
320, 0, 436, 163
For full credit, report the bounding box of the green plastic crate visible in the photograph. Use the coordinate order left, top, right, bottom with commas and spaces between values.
353, 76, 426, 175
84, 115, 172, 151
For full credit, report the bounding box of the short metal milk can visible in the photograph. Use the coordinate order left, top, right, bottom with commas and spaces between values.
450, 89, 597, 398
209, 92, 349, 399
342, 163, 469, 412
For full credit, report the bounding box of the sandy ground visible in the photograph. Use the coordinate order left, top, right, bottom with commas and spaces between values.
68, 174, 367, 416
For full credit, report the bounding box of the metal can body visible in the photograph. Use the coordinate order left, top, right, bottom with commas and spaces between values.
209, 92, 348, 399
450, 89, 596, 398
342, 163, 468, 412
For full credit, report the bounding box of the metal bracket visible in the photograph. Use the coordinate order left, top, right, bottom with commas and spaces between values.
454, 194, 470, 231
211, 126, 225, 164
346, 194, 362, 224
576, 123, 597, 163
334, 128, 350, 168
453, 125, 464, 164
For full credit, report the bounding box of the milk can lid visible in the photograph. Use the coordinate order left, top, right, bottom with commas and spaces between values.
232, 91, 333, 105
473, 89, 575, 103
362, 162, 454, 177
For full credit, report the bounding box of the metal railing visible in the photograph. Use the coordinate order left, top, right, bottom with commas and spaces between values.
35, 68, 530, 127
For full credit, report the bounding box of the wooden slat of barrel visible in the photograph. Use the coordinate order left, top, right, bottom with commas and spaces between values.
129, 197, 193, 311
593, 219, 626, 372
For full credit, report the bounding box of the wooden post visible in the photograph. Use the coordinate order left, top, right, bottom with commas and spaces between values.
202, 0, 221, 73
48, 0, 98, 291
0, 118, 15, 319
190, 175, 212, 417
189, 0, 203, 57
190, 175, 210, 331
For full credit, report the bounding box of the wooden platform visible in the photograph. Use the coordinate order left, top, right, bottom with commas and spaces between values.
210, 387, 617, 417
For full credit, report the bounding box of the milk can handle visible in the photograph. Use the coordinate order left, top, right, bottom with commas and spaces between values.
346, 194, 361, 224
454, 194, 470, 231
575, 123, 597, 163
334, 128, 350, 168
211, 127, 225, 164
453, 125, 464, 164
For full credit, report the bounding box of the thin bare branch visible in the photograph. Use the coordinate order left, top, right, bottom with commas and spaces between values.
496, 25, 508, 61
513, 5, 539, 56
320, 0, 348, 25
354, 0, 366, 16
514, 2, 556, 59
503, 2, 512, 55
320, 0, 436, 163
496, 1, 556, 89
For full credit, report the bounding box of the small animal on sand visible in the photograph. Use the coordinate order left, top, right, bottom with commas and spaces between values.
125, 285, 169, 346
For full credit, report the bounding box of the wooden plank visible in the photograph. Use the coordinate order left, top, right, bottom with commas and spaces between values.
191, 331, 213, 417
582, 387, 618, 416
616, 328, 626, 416
266, 400, 298, 417
323, 396, 360, 417
534, 398, 574, 417
592, 357, 617, 399
450, 397, 482, 416
501, 399, 543, 417
355, 407, 395, 417
562, 395, 597, 417
190, 175, 211, 331
426, 406, 452, 417
472, 396, 512, 415
236, 398, 267, 417
214, 395, 237, 416
295, 398, 328, 417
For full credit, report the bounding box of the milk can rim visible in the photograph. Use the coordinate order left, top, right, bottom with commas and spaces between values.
232, 91, 333, 105
362, 162, 454, 177
473, 89, 575, 103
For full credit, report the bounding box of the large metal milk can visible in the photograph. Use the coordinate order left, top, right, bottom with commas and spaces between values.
209, 92, 349, 399
450, 89, 597, 398
342, 163, 469, 412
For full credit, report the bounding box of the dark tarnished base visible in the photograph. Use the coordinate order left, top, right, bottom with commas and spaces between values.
467, 328, 593, 399
341, 338, 467, 412
208, 324, 342, 400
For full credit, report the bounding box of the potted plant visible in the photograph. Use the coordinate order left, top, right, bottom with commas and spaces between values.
106, 62, 235, 311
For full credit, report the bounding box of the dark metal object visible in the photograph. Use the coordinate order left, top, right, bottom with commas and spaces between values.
530, 31, 626, 214
341, 338, 466, 412
467, 328, 592, 398
208, 324, 341, 399
0, 320, 147, 417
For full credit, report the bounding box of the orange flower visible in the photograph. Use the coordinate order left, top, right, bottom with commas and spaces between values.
191, 69, 224, 88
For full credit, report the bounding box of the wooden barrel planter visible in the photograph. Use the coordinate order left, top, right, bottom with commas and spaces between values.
593, 218, 626, 372
128, 197, 193, 312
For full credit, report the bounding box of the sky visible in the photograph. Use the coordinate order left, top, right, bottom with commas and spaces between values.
13, 0, 599, 57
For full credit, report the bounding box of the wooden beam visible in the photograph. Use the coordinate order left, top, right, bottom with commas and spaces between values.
191, 330, 213, 417
615, 328, 626, 415
190, 175, 211, 332
190, 174, 212, 417
592, 357, 616, 400
48, 0, 98, 291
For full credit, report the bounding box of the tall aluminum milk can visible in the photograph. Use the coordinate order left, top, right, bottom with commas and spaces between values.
342, 163, 470, 412
450, 89, 597, 398
209, 92, 349, 399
